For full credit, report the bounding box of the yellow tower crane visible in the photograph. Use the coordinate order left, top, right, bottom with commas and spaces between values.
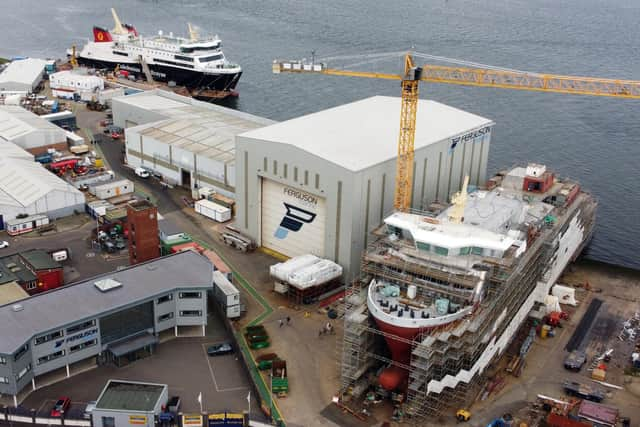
273, 52, 640, 212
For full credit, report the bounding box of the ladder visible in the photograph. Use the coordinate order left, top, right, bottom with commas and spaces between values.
138, 55, 154, 83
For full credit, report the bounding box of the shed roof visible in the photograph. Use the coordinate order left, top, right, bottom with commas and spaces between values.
0, 106, 67, 142
158, 218, 184, 237
0, 140, 34, 160
130, 110, 266, 163
0, 58, 46, 87
0, 251, 213, 354
0, 282, 29, 306
20, 249, 60, 270
96, 380, 166, 411
578, 401, 618, 426
0, 156, 84, 208
240, 96, 494, 172
117, 89, 273, 163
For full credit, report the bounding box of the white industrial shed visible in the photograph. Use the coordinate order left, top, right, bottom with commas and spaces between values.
0, 58, 47, 93
0, 106, 70, 153
236, 96, 494, 280
0, 139, 34, 160
0, 156, 85, 230
114, 90, 273, 196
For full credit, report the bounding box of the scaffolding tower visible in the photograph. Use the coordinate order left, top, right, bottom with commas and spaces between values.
338, 190, 596, 421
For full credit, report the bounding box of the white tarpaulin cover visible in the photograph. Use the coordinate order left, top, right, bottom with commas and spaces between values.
544, 295, 561, 314
552, 284, 577, 306
269, 254, 320, 282
288, 259, 342, 289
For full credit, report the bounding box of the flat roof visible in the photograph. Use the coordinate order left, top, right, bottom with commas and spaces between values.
0, 282, 29, 306
0, 251, 213, 354
116, 89, 274, 126
158, 218, 184, 237
118, 89, 274, 164
20, 249, 60, 270
0, 254, 36, 284
240, 96, 494, 172
96, 380, 166, 412
0, 58, 46, 86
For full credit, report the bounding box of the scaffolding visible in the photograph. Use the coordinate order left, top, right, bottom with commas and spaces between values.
338, 189, 597, 421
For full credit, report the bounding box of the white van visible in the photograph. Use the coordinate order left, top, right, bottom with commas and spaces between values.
134, 167, 150, 178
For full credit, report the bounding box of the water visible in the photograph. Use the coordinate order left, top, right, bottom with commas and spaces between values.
2, 0, 639, 268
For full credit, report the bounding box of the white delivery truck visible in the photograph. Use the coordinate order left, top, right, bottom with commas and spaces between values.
194, 199, 231, 223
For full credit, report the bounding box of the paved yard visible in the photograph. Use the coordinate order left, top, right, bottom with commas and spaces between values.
17, 313, 266, 421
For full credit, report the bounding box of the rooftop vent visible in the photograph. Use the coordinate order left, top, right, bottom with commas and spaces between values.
94, 278, 122, 292
12, 304, 24, 312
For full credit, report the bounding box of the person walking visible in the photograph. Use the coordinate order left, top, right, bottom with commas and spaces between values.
286, 316, 291, 325
279, 319, 284, 328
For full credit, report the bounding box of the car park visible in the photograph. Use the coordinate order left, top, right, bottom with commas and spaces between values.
50, 397, 71, 417
207, 342, 234, 356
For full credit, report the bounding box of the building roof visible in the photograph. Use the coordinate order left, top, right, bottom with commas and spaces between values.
96, 380, 166, 412
0, 254, 37, 284
19, 249, 60, 270
0, 251, 214, 354
115, 89, 274, 126
124, 91, 273, 164
0, 58, 46, 88
158, 218, 184, 238
0, 106, 67, 142
0, 140, 34, 160
240, 96, 494, 172
0, 156, 84, 208
578, 400, 618, 426
0, 282, 29, 306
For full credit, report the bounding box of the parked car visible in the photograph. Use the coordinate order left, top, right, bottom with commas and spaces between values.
207, 342, 233, 356
0, 241, 9, 249
51, 397, 71, 417
564, 350, 587, 371
83, 401, 97, 420
115, 240, 126, 250
135, 167, 150, 178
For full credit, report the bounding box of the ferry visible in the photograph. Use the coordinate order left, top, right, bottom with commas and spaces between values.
357, 164, 596, 416
74, 9, 242, 93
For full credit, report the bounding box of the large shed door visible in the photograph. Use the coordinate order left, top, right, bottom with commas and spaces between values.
260, 178, 326, 258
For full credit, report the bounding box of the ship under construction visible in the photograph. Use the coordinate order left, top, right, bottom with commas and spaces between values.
339, 163, 596, 419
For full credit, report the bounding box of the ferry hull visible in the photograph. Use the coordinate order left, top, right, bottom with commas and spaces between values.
373, 318, 424, 390
77, 57, 242, 91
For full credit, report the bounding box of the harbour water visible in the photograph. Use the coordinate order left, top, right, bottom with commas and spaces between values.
1, 0, 639, 269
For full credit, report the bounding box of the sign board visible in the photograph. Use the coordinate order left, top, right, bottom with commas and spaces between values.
182, 414, 203, 427
128, 415, 147, 425
261, 178, 326, 258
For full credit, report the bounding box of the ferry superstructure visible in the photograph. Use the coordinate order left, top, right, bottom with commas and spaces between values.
75, 9, 241, 92
341, 164, 596, 418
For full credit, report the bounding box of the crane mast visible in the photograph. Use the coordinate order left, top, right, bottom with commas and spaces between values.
395, 55, 421, 211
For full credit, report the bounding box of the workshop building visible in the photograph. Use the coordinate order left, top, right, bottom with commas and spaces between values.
0, 251, 212, 404
112, 89, 273, 197
235, 96, 494, 280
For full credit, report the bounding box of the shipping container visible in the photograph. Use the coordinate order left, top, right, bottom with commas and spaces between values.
213, 270, 240, 319
6, 214, 50, 236
195, 199, 231, 223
